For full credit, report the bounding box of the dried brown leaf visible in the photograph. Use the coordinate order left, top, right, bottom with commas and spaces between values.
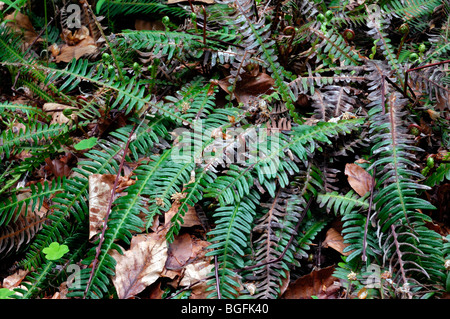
111, 231, 168, 299
165, 233, 194, 270
344, 163, 373, 196
165, 201, 201, 228
55, 36, 97, 63
218, 72, 275, 105
2, 269, 29, 289
282, 266, 340, 299
89, 174, 115, 239
5, 11, 42, 48
322, 227, 350, 256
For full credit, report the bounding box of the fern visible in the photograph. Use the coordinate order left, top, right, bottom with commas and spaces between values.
98, 0, 188, 18
0, 122, 68, 159
0, 178, 64, 227
206, 191, 260, 298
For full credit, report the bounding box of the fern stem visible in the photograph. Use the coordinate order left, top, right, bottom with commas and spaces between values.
214, 255, 222, 299
390, 224, 412, 298
403, 60, 450, 97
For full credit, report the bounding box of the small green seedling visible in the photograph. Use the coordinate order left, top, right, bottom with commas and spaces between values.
43, 242, 69, 261
74, 137, 98, 151
0, 288, 14, 299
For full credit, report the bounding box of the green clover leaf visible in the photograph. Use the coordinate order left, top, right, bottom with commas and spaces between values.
43, 242, 69, 260
0, 288, 14, 299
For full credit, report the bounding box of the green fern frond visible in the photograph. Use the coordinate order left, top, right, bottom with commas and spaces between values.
206, 191, 260, 298
0, 178, 64, 228
0, 123, 68, 159
0, 102, 50, 121
370, 92, 435, 232
317, 190, 370, 216
98, 0, 188, 18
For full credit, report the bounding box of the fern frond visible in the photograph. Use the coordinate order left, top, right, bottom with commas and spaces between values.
366, 15, 403, 84
206, 191, 260, 298
0, 178, 64, 228
0, 102, 50, 121
370, 92, 435, 232
98, 0, 188, 18
0, 123, 68, 159
308, 26, 362, 67
317, 190, 370, 216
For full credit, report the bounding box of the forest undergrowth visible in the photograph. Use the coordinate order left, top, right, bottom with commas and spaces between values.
0, 0, 449, 300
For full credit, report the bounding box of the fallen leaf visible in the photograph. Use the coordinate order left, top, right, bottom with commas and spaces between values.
146, 281, 165, 299
111, 231, 168, 299
60, 26, 90, 45
5, 11, 42, 48
344, 163, 373, 196
165, 233, 194, 270
89, 174, 115, 239
322, 227, 351, 256
282, 266, 341, 299
218, 72, 275, 105
165, 200, 201, 228
2, 269, 29, 289
179, 260, 213, 287
44, 157, 72, 177
55, 36, 97, 63
43, 103, 78, 125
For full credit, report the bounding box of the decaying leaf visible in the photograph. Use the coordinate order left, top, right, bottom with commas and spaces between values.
5, 11, 42, 49
43, 103, 78, 125
322, 227, 351, 256
89, 174, 115, 239
111, 231, 168, 299
165, 200, 201, 228
218, 72, 275, 105
55, 36, 97, 63
55, 26, 97, 63
165, 233, 194, 270
282, 266, 341, 299
344, 163, 373, 196
44, 157, 72, 178
1, 269, 29, 289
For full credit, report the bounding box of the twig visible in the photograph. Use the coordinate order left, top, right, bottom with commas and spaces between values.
83, 123, 137, 298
